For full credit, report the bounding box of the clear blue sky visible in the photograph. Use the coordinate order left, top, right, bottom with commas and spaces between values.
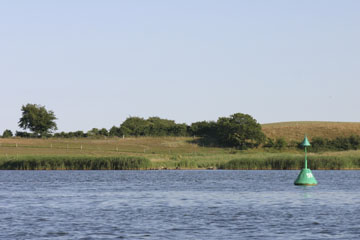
1, 0, 360, 132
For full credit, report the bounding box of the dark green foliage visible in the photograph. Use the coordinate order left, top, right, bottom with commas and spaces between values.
83, 128, 111, 138
147, 117, 185, 136
167, 123, 188, 136
120, 117, 150, 136
0, 156, 151, 170
190, 121, 217, 137
53, 132, 64, 138
53, 131, 87, 138
87, 128, 100, 137
119, 116, 188, 137
18, 104, 57, 137
310, 135, 360, 152
274, 138, 287, 150
310, 137, 328, 151
73, 131, 86, 138
190, 113, 265, 149
263, 138, 275, 148
109, 126, 122, 137
349, 135, 360, 149
15, 131, 35, 138
2, 129, 13, 138
216, 113, 265, 149
99, 128, 109, 136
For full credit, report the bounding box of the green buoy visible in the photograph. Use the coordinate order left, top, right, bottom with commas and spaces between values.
294, 135, 318, 186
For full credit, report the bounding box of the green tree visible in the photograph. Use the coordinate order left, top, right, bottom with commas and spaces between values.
99, 128, 109, 136
109, 126, 122, 137
190, 121, 217, 137
119, 117, 150, 136
18, 104, 57, 137
2, 129, 13, 138
216, 113, 265, 149
87, 128, 99, 137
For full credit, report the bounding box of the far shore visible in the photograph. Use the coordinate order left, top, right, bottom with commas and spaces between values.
1, 137, 360, 170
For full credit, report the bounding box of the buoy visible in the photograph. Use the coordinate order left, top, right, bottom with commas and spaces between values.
294, 135, 318, 186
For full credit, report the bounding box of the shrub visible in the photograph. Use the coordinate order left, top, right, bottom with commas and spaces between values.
2, 129, 13, 138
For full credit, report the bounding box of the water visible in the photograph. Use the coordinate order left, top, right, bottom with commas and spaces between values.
0, 170, 359, 239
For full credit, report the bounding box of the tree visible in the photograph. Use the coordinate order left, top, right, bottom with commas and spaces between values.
109, 126, 122, 137
190, 121, 217, 137
18, 104, 57, 137
216, 113, 265, 149
119, 117, 150, 136
99, 128, 109, 136
87, 128, 99, 137
2, 129, 13, 138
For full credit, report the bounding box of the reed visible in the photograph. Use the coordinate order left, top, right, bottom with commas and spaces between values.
220, 155, 360, 170
0, 155, 151, 170
2, 137, 360, 170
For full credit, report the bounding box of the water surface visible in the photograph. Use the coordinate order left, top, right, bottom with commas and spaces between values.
0, 170, 359, 239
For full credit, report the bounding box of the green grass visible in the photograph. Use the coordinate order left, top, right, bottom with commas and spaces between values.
220, 154, 360, 170
0, 155, 151, 170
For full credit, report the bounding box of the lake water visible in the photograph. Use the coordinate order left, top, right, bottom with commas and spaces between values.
0, 170, 359, 239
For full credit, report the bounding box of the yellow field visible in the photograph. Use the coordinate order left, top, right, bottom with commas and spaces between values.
262, 121, 360, 141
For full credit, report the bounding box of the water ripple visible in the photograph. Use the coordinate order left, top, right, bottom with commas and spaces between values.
0, 170, 360, 239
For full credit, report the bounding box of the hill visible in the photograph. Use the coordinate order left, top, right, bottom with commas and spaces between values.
261, 121, 360, 142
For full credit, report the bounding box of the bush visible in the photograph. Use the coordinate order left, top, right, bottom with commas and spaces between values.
309, 135, 360, 152
2, 129, 13, 138
15, 131, 34, 138
274, 138, 287, 150
263, 138, 275, 148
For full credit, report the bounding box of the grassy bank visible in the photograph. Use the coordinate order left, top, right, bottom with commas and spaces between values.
2, 137, 360, 170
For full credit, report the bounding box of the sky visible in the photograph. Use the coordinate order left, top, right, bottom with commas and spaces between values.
1, 0, 360, 133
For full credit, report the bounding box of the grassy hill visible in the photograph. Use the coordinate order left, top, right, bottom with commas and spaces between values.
262, 121, 360, 142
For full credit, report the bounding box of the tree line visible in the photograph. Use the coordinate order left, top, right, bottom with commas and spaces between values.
1, 103, 267, 149
2, 103, 360, 151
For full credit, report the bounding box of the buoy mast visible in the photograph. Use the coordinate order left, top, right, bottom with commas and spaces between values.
294, 135, 318, 186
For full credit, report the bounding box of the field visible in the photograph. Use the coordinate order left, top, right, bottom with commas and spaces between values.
0, 137, 231, 169
1, 136, 360, 170
262, 121, 360, 141
1, 121, 360, 170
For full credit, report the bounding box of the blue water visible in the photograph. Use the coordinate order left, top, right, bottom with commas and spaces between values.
0, 170, 359, 239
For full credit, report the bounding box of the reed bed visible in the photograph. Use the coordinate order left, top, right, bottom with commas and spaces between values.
2, 137, 360, 170
0, 155, 151, 170
220, 155, 360, 170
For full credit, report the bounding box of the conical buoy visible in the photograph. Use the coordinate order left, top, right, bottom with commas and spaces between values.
294, 135, 318, 186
